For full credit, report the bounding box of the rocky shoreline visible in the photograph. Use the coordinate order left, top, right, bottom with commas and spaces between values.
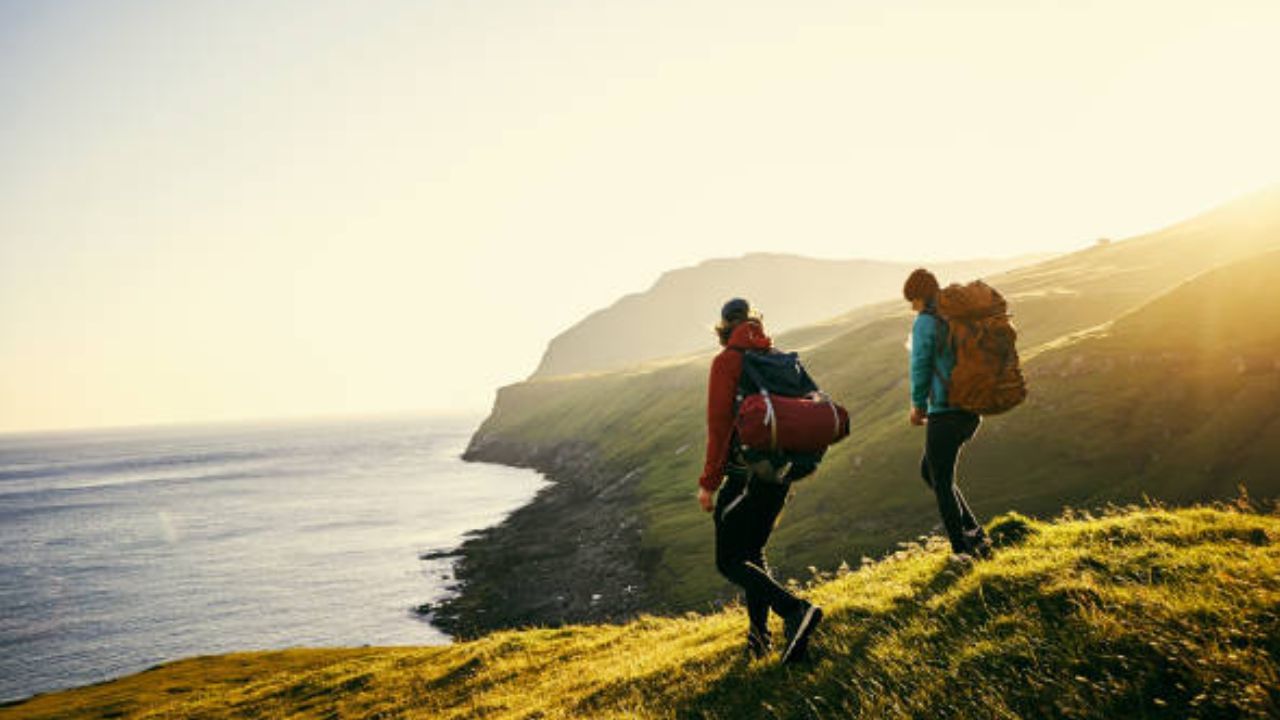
428, 434, 655, 639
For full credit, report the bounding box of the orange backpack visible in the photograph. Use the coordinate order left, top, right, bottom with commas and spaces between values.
935, 280, 1027, 415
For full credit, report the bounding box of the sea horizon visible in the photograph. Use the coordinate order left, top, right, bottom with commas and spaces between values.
0, 407, 489, 440
0, 413, 546, 702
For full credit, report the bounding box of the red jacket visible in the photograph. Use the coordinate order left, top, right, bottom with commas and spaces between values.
699, 320, 772, 492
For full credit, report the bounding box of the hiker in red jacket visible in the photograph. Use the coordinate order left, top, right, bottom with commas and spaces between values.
698, 298, 822, 664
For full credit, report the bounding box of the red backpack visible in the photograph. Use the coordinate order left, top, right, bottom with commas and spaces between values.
733, 349, 850, 482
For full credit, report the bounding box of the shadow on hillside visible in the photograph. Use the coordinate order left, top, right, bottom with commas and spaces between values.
667, 559, 976, 720
661, 509, 1280, 719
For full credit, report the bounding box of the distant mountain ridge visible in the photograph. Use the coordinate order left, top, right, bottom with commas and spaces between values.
532, 253, 1047, 378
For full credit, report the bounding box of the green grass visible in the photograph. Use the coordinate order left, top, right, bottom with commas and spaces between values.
469, 187, 1280, 611
8, 505, 1280, 719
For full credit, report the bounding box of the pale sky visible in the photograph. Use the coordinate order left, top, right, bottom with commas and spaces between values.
2, 0, 1279, 433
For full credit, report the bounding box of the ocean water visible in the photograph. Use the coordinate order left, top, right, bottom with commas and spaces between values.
0, 415, 546, 703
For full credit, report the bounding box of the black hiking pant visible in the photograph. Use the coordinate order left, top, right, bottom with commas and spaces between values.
714, 466, 804, 640
921, 411, 985, 554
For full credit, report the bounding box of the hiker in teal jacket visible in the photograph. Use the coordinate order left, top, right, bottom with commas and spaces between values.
904, 268, 992, 559
910, 301, 956, 416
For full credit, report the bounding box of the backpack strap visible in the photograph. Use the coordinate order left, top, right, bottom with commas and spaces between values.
922, 310, 951, 407
820, 391, 841, 440
735, 349, 779, 450
738, 350, 767, 393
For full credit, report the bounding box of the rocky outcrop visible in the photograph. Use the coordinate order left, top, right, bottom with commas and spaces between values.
430, 435, 654, 639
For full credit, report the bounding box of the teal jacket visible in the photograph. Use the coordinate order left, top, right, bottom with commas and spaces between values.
910, 309, 958, 415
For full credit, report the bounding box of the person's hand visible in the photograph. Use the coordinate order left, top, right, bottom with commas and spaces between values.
698, 487, 715, 513
909, 406, 927, 426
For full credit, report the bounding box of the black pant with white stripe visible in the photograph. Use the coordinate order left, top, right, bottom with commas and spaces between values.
714, 466, 804, 638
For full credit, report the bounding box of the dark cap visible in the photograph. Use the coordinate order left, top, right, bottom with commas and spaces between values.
720, 298, 750, 322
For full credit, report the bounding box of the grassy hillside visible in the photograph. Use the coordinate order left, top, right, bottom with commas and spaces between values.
532, 253, 1042, 378
986, 247, 1280, 504
7, 506, 1280, 719
464, 186, 1280, 615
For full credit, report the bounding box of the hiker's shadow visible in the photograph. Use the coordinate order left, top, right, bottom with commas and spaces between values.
669, 560, 975, 720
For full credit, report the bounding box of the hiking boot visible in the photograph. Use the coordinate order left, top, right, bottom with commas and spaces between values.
965, 528, 994, 560
744, 629, 772, 661
970, 537, 994, 560
781, 602, 822, 664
